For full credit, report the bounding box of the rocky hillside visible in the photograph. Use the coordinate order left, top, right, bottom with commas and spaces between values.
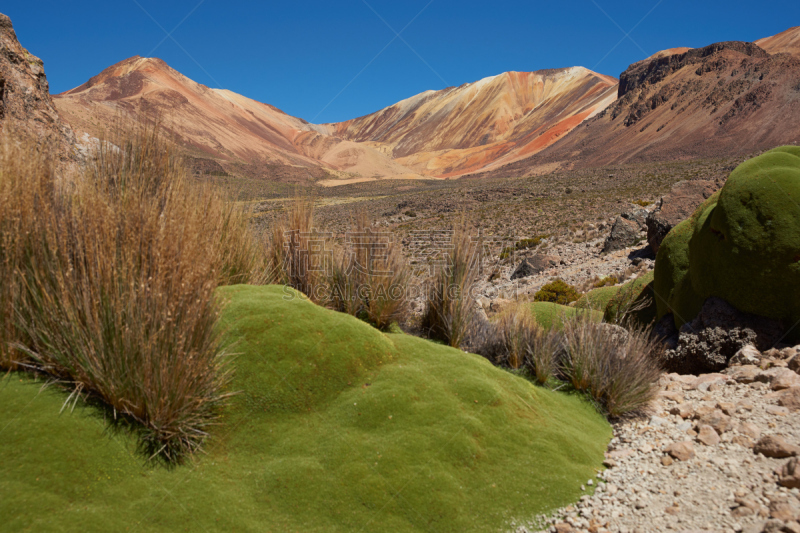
756, 26, 800, 58
0, 13, 76, 159
54, 56, 421, 183
322, 68, 618, 178
471, 36, 800, 178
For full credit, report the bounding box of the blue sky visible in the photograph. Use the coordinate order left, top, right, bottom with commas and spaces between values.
4, 1, 799, 123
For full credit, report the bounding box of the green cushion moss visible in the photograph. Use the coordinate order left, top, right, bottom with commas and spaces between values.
0, 285, 611, 532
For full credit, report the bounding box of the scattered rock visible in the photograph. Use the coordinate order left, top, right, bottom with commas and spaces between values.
509, 255, 561, 280
754, 435, 800, 458
778, 457, 800, 489
731, 344, 762, 366
696, 425, 721, 446
779, 387, 800, 412
665, 441, 695, 461
602, 216, 641, 253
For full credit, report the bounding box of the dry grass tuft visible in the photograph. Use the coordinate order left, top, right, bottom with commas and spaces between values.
328, 213, 409, 330
560, 316, 661, 417
268, 196, 325, 299
0, 123, 264, 461
421, 223, 481, 348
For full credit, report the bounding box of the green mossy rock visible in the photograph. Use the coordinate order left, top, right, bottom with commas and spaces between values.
654, 219, 705, 327
654, 147, 800, 327
690, 148, 800, 322
574, 285, 620, 311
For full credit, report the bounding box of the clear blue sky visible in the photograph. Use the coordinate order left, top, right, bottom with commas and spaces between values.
4, 1, 798, 123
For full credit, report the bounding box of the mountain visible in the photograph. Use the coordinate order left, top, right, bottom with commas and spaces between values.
54, 58, 618, 182
756, 26, 800, 58
0, 13, 76, 159
472, 38, 800, 177
54, 56, 421, 183
321, 68, 617, 177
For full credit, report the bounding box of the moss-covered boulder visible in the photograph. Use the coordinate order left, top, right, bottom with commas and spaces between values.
654, 146, 800, 328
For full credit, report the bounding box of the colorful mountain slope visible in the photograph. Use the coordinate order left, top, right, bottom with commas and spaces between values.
323, 68, 618, 177
473, 39, 800, 177
53, 56, 421, 182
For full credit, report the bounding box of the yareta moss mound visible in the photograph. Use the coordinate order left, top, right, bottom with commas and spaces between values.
655, 146, 800, 328
574, 273, 657, 326
0, 285, 610, 532
527, 301, 602, 330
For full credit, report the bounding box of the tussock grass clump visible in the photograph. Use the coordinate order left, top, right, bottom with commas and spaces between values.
328, 213, 409, 330
481, 304, 560, 384
268, 196, 326, 300
0, 125, 261, 461
560, 316, 661, 417
421, 224, 481, 348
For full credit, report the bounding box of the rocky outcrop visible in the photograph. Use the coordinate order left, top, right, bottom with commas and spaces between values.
661, 297, 785, 375
0, 13, 76, 159
602, 216, 641, 253
646, 179, 723, 253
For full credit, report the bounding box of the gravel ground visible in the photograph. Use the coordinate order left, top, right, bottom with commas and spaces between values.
511, 350, 800, 533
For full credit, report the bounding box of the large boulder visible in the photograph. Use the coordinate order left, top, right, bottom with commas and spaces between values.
510, 255, 559, 280
602, 216, 641, 253
646, 179, 721, 254
0, 13, 76, 159
654, 147, 800, 336
660, 297, 784, 374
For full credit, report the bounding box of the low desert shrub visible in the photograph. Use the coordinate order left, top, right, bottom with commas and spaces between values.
0, 125, 245, 461
593, 276, 618, 288
421, 224, 481, 348
328, 213, 409, 330
534, 279, 582, 305
560, 316, 661, 417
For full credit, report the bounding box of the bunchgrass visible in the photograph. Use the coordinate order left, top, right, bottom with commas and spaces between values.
560, 315, 661, 417
421, 223, 480, 348
0, 124, 265, 461
328, 213, 409, 330
268, 195, 325, 299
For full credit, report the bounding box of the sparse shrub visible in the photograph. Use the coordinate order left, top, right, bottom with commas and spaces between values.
422, 223, 481, 348
534, 279, 582, 305
404, 210, 417, 218
328, 213, 409, 330
593, 276, 618, 288
633, 200, 652, 207
560, 316, 661, 417
1, 124, 237, 461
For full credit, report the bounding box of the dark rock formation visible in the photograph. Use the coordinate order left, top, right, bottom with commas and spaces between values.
660, 297, 785, 374
602, 216, 641, 253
